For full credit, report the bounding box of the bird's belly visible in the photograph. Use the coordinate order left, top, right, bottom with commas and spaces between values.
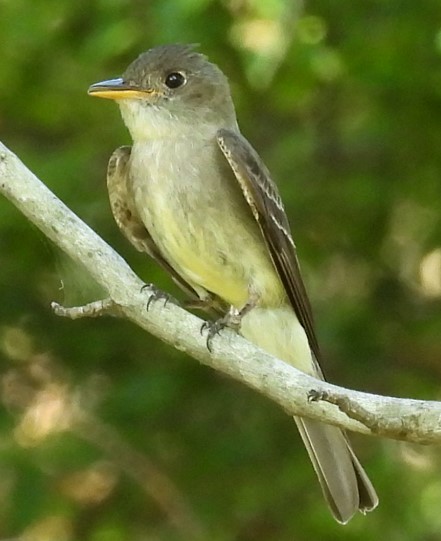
130, 140, 284, 308
144, 199, 253, 307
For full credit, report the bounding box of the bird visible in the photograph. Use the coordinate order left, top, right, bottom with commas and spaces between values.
88, 43, 378, 523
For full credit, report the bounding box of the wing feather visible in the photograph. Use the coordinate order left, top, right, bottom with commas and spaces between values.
217, 129, 321, 362
107, 146, 201, 301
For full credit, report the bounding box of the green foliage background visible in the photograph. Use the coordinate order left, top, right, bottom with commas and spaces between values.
1, 0, 441, 539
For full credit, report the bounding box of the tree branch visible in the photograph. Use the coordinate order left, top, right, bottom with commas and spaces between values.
1, 140, 440, 444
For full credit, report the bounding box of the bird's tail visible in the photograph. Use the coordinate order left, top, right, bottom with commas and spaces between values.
295, 417, 377, 523
240, 306, 378, 523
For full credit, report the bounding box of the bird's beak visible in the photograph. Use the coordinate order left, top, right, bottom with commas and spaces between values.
88, 78, 155, 100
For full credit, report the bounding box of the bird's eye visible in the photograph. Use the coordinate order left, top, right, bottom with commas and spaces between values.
165, 72, 186, 89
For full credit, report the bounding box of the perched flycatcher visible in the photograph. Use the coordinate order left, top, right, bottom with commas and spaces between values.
88, 44, 378, 523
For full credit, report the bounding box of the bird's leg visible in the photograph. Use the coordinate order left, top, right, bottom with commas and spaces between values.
201, 290, 260, 352
143, 284, 226, 315
183, 293, 227, 315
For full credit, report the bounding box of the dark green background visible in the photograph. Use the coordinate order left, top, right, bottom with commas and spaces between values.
1, 0, 441, 539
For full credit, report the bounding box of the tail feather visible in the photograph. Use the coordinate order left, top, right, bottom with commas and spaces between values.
347, 444, 379, 513
296, 417, 378, 523
240, 306, 378, 522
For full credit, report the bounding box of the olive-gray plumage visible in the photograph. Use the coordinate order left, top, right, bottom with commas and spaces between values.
89, 44, 378, 522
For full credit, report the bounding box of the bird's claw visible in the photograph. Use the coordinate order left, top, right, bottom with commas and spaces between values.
200, 307, 242, 352
142, 284, 177, 311
200, 319, 226, 352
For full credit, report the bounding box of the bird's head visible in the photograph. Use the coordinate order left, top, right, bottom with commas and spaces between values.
88, 44, 238, 140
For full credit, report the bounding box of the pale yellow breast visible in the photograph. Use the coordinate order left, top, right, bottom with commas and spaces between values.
129, 137, 284, 309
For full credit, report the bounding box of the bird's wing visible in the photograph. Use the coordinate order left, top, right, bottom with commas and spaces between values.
217, 129, 321, 362
106, 146, 202, 301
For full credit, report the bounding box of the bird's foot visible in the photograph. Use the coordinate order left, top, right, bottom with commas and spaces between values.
142, 284, 178, 311
200, 290, 261, 352
201, 305, 242, 352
